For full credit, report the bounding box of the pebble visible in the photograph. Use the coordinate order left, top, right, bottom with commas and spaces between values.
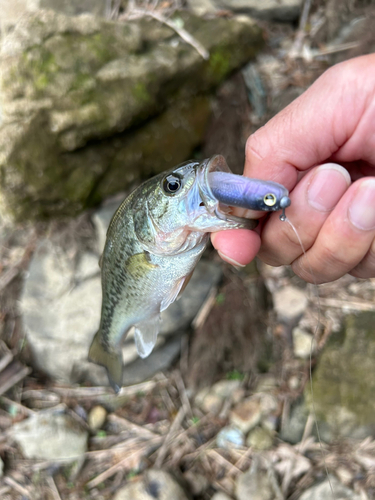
273, 286, 308, 322
211, 493, 233, 500
183, 470, 208, 495
230, 398, 262, 434
10, 410, 88, 461
113, 469, 189, 500
292, 327, 315, 359
298, 476, 361, 500
195, 379, 242, 414
216, 426, 245, 450
88, 405, 107, 432
235, 459, 282, 500
246, 427, 274, 450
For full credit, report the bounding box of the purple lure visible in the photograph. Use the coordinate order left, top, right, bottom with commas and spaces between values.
207, 171, 291, 218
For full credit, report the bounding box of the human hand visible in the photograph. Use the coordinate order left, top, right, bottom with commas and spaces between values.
211, 54, 375, 284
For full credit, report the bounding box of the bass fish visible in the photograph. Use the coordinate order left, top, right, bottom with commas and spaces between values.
89, 155, 290, 392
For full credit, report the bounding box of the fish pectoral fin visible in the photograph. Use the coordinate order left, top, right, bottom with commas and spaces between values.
88, 331, 123, 394
134, 315, 160, 358
125, 252, 159, 276
160, 275, 187, 312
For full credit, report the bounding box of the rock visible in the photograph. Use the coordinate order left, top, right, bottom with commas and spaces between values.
235, 459, 282, 500
298, 476, 360, 500
88, 405, 107, 432
292, 327, 315, 359
230, 398, 262, 434
10, 409, 88, 460
246, 427, 274, 450
211, 493, 233, 500
307, 312, 375, 439
216, 426, 245, 449
273, 286, 308, 323
183, 470, 209, 495
0, 9, 264, 220
113, 469, 189, 500
195, 379, 242, 414
21, 214, 222, 386
187, 0, 217, 17
279, 398, 308, 445
0, 0, 106, 29
212, 0, 302, 22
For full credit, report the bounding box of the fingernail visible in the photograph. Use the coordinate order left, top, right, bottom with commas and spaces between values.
217, 251, 245, 269
348, 179, 375, 230
307, 163, 351, 212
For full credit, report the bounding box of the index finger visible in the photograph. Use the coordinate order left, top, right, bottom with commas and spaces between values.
245, 54, 375, 189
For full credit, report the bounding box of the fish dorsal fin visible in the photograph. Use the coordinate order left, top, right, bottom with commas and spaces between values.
134, 315, 160, 358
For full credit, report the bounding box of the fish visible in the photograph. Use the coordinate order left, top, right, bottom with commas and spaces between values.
88, 155, 291, 393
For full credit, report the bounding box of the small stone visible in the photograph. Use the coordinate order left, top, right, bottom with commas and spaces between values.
230, 399, 262, 434
292, 327, 315, 359
183, 470, 208, 495
88, 405, 107, 432
280, 399, 309, 445
246, 427, 274, 450
216, 426, 245, 450
235, 459, 281, 500
273, 286, 308, 322
195, 379, 242, 414
254, 375, 278, 393
288, 375, 300, 390
298, 476, 360, 500
211, 493, 233, 500
113, 469, 189, 500
10, 410, 88, 460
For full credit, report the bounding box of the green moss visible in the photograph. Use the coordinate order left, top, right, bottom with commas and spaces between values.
208, 48, 231, 81
131, 82, 151, 105
307, 312, 375, 429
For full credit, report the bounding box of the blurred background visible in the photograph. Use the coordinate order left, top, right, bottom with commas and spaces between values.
0, 0, 375, 499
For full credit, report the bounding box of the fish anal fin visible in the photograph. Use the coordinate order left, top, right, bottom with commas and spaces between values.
88, 331, 123, 394
134, 315, 160, 358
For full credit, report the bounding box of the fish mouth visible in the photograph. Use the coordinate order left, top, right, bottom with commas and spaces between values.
196, 155, 258, 229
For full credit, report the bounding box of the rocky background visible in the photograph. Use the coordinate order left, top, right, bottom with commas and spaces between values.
1, 0, 375, 499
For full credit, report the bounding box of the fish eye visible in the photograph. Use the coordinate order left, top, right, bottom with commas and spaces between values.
264, 193, 277, 206
162, 174, 182, 195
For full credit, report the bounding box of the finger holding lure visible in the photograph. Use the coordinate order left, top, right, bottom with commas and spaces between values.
88, 155, 291, 393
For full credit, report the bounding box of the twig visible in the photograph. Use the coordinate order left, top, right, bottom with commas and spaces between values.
126, 9, 209, 60
46, 476, 62, 500
108, 414, 160, 440
4, 477, 30, 497
0, 395, 35, 416
192, 286, 217, 329
51, 379, 158, 398
0, 364, 31, 397
154, 405, 186, 468
312, 297, 375, 312
87, 440, 160, 489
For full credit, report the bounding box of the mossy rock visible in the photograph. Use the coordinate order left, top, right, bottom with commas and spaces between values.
306, 311, 375, 439
0, 9, 263, 221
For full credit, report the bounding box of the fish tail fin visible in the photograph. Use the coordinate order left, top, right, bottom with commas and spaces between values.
88, 331, 123, 394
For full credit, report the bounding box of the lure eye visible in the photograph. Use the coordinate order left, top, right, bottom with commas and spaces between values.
264, 193, 277, 207
162, 174, 182, 195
